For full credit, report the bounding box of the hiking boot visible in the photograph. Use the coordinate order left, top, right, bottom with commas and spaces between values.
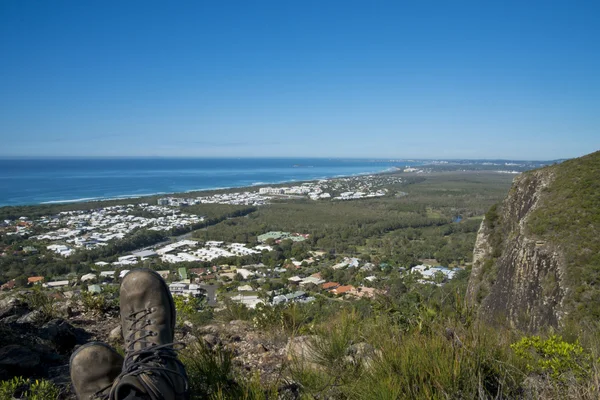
70, 342, 124, 400
110, 269, 188, 400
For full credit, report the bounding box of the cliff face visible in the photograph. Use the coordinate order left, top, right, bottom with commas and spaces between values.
467, 151, 600, 332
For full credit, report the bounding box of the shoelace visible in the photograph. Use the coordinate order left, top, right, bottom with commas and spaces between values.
113, 308, 189, 395
91, 390, 110, 400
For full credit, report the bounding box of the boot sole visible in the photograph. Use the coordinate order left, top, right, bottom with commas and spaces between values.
121, 268, 177, 337
69, 341, 122, 367
69, 341, 123, 399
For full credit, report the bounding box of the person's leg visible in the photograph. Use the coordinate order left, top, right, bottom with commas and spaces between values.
70, 342, 123, 400
109, 269, 189, 400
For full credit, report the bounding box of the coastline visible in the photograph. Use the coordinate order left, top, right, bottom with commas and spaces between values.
1, 166, 400, 209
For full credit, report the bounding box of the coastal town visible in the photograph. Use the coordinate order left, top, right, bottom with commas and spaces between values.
155, 173, 404, 206
0, 171, 466, 335
1, 205, 460, 312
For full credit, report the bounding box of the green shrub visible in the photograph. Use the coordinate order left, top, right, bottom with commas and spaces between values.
511, 335, 591, 381
0, 377, 60, 399
17, 286, 57, 321
81, 290, 117, 314
173, 295, 213, 326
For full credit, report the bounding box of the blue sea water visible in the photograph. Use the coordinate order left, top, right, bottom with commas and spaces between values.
0, 158, 411, 207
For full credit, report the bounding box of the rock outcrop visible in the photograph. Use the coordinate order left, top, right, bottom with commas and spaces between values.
467, 151, 600, 332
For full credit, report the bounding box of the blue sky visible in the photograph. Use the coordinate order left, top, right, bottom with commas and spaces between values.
0, 1, 598, 160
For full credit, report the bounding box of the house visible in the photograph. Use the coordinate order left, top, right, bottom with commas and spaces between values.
272, 295, 288, 305
1, 280, 16, 291
285, 291, 307, 301
117, 255, 137, 264
332, 285, 355, 296
28, 276, 45, 285
288, 276, 303, 284
132, 250, 157, 259
22, 246, 37, 254
349, 287, 379, 299
119, 270, 130, 279
196, 274, 216, 282
237, 285, 253, 292
100, 271, 116, 279
300, 276, 325, 286
169, 282, 187, 295
231, 294, 263, 309
168, 282, 204, 297
322, 282, 340, 290
80, 273, 97, 282
257, 231, 287, 243
234, 268, 255, 280
411, 265, 457, 281
95, 261, 109, 267
188, 268, 207, 276
43, 280, 70, 288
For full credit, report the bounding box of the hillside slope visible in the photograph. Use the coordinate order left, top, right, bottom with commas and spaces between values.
466, 150, 600, 331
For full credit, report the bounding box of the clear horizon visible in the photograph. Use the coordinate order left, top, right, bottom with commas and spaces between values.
0, 155, 570, 162
1, 1, 599, 160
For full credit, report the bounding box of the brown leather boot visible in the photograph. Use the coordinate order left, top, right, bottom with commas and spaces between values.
70, 342, 124, 400
110, 269, 189, 400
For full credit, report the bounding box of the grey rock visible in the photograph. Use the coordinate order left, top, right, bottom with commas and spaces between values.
0, 296, 26, 320
16, 310, 42, 324
286, 336, 320, 364
109, 325, 122, 342
0, 344, 41, 371
183, 334, 198, 344
1, 314, 20, 324
0, 295, 20, 310
255, 343, 268, 353
39, 319, 77, 353
202, 334, 219, 347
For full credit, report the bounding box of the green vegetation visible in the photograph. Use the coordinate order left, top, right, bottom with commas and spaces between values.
182, 340, 274, 400
173, 295, 213, 326
182, 271, 600, 399
195, 172, 513, 266
16, 286, 58, 322
526, 151, 600, 323
0, 377, 60, 399
80, 286, 119, 314
511, 335, 591, 381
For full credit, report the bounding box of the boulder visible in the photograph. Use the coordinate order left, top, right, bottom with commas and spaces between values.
39, 319, 77, 354
286, 336, 320, 364
0, 296, 25, 320
202, 334, 219, 347
197, 324, 219, 334
346, 342, 381, 369
0, 345, 41, 379
16, 310, 42, 324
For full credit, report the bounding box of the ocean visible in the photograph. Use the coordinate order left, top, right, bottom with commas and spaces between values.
0, 158, 411, 207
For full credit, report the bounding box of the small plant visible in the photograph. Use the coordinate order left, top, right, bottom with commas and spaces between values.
511, 334, 591, 381
27, 379, 61, 400
181, 338, 240, 399
17, 286, 57, 321
173, 295, 212, 326
0, 377, 60, 399
80, 288, 118, 314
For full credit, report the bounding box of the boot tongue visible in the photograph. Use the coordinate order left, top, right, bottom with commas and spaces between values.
114, 375, 148, 399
